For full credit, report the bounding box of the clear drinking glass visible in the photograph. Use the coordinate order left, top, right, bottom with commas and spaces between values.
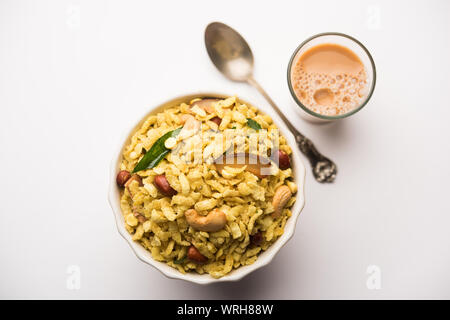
287, 32, 376, 123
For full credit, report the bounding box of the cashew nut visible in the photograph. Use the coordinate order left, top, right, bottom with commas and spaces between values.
178, 114, 192, 124
272, 185, 292, 218
214, 152, 272, 179
191, 98, 219, 114
178, 114, 201, 141
185, 208, 227, 232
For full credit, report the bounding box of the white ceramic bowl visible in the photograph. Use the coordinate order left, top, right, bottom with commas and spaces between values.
108, 93, 306, 285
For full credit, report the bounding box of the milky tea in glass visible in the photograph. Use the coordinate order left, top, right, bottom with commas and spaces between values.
288, 33, 376, 123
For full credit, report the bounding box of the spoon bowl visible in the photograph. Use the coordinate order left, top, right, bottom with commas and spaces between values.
205, 22, 254, 82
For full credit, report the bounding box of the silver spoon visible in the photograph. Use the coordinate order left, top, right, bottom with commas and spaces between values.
204, 22, 337, 183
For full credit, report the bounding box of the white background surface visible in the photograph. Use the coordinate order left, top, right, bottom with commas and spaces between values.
1, 0, 449, 299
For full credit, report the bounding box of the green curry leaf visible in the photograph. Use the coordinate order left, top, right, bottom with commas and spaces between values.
246, 118, 262, 131
132, 127, 182, 173
173, 257, 186, 264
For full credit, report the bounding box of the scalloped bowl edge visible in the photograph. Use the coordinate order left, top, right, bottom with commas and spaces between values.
108, 92, 306, 285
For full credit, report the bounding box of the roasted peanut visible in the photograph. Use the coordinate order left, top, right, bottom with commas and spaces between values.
187, 245, 208, 263
210, 116, 222, 126
274, 150, 291, 170
116, 170, 131, 187
272, 185, 292, 218
185, 208, 227, 232
154, 174, 177, 196
250, 231, 263, 246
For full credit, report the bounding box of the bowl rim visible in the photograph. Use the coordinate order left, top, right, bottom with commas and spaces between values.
108, 92, 306, 285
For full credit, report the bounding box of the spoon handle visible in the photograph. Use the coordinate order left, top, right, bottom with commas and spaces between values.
246, 76, 337, 182
247, 76, 301, 136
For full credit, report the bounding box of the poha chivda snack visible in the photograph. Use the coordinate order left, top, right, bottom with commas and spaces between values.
117, 97, 297, 278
